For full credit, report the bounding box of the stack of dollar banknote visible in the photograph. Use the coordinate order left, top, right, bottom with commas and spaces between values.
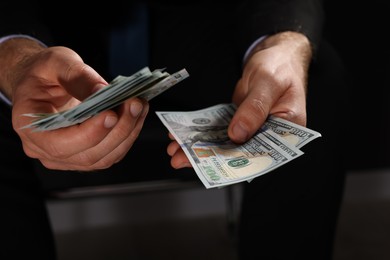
22, 66, 321, 189
157, 103, 321, 189
22, 66, 189, 131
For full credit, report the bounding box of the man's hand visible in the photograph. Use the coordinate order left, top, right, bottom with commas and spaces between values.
167, 31, 313, 169
228, 31, 312, 144
0, 38, 149, 171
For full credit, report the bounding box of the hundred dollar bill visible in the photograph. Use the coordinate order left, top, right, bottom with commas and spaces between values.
156, 103, 318, 189
263, 115, 321, 148
22, 67, 189, 131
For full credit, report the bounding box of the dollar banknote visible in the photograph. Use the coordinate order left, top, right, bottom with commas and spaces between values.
22, 67, 189, 132
156, 103, 321, 189
263, 115, 321, 148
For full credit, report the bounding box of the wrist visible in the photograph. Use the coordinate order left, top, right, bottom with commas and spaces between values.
0, 36, 46, 101
248, 31, 312, 65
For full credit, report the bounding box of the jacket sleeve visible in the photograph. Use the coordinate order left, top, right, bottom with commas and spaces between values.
236, 0, 325, 58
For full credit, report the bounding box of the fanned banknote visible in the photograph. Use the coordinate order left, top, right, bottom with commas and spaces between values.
22, 67, 189, 131
156, 103, 321, 189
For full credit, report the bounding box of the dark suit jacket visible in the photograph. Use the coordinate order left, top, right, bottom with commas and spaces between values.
1, 1, 324, 69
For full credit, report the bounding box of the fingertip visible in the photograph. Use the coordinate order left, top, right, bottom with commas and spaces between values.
177, 161, 192, 169
171, 157, 192, 169
130, 101, 143, 118
104, 115, 118, 129
230, 121, 249, 144
91, 83, 109, 94
168, 132, 175, 140
167, 141, 179, 156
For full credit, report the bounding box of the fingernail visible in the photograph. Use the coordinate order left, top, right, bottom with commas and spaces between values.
232, 122, 249, 142
130, 102, 143, 117
104, 115, 118, 128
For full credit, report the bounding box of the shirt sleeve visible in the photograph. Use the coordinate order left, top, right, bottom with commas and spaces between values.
243, 35, 268, 64
0, 34, 47, 46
